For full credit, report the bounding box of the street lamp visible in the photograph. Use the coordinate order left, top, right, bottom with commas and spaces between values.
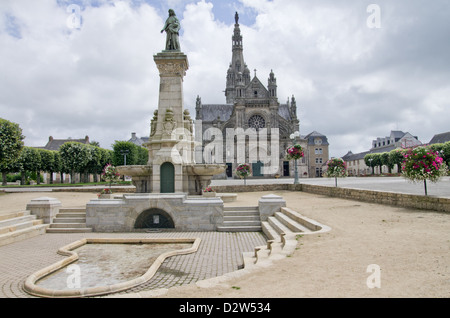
120, 149, 130, 166
290, 131, 300, 185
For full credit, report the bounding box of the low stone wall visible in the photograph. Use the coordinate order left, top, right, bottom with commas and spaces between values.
295, 184, 450, 213
212, 183, 450, 213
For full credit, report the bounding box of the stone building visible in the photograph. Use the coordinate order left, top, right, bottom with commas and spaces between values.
304, 131, 329, 177
342, 130, 422, 176
195, 13, 327, 178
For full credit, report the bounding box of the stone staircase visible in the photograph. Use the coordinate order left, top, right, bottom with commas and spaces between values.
217, 206, 262, 232
242, 206, 331, 268
46, 208, 92, 233
0, 211, 49, 247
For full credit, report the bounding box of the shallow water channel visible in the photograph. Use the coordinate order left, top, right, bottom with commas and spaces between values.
37, 243, 192, 290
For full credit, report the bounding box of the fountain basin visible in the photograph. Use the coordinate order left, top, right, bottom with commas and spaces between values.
186, 164, 226, 176
24, 237, 201, 298
117, 165, 152, 177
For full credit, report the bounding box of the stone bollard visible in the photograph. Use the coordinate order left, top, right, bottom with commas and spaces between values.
258, 194, 286, 221
26, 197, 62, 224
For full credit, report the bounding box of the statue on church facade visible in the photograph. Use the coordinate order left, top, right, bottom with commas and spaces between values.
161, 9, 181, 51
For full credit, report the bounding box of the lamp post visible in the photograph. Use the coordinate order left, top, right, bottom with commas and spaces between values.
290, 131, 300, 185
120, 150, 130, 166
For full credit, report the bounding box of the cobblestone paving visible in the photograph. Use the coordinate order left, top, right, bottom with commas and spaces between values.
0, 231, 266, 298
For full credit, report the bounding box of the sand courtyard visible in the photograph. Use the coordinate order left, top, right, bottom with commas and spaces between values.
1, 187, 449, 298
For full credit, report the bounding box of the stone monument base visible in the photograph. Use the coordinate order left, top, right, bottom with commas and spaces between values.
86, 193, 224, 232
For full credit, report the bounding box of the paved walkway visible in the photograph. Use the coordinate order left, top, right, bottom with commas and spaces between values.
0, 231, 266, 298
1, 176, 448, 298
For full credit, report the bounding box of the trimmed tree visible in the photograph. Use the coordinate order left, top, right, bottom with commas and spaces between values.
381, 152, 394, 174
364, 153, 376, 175
389, 148, 405, 174
0, 118, 25, 185
17, 147, 42, 185
59, 142, 92, 184
401, 146, 448, 195
112, 141, 138, 166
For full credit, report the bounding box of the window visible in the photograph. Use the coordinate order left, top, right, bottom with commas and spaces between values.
315, 148, 323, 155
248, 115, 266, 130
315, 158, 323, 164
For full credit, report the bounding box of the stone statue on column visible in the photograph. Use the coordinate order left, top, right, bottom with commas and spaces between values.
161, 9, 181, 51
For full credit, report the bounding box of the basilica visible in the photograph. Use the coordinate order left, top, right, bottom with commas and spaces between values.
194, 13, 329, 178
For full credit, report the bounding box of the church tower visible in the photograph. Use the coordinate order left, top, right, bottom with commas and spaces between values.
225, 12, 250, 104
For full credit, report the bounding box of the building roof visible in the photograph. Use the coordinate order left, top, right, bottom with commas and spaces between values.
40, 136, 90, 151
429, 132, 450, 144
128, 133, 149, 146
199, 104, 234, 122
304, 131, 329, 146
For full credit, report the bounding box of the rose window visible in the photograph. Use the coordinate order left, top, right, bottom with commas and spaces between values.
248, 115, 266, 130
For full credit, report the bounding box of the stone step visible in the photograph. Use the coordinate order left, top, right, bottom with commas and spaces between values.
268, 216, 292, 236
224, 206, 259, 212
59, 208, 86, 213
223, 215, 260, 222
275, 212, 312, 233
0, 224, 49, 247
0, 210, 30, 221
55, 212, 86, 218
0, 219, 43, 235
46, 227, 93, 233
261, 221, 281, 242
217, 225, 262, 232
221, 220, 261, 227
0, 215, 37, 229
53, 217, 86, 223
49, 223, 88, 229
280, 207, 322, 231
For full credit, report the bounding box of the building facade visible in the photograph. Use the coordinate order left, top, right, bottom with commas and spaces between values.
342, 130, 422, 176
195, 13, 327, 178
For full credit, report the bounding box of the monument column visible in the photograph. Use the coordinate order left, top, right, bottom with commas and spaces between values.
149, 52, 189, 193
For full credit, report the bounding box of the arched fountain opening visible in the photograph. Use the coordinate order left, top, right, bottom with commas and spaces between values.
135, 208, 175, 229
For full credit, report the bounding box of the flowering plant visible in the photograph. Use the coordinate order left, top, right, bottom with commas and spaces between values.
325, 158, 347, 187
286, 144, 304, 161
203, 187, 215, 193
235, 163, 252, 179
402, 147, 447, 184
97, 188, 113, 197
325, 158, 348, 178
101, 163, 120, 189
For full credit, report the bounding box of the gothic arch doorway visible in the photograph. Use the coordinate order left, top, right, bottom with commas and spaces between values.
160, 162, 175, 193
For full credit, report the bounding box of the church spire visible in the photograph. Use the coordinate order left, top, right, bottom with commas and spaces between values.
225, 12, 250, 104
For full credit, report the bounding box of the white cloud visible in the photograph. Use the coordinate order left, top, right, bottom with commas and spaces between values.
1, 0, 449, 160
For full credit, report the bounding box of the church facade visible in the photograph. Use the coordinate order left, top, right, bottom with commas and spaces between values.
195, 13, 323, 178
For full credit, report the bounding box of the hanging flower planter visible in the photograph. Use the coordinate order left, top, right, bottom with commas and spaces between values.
235, 163, 252, 185
286, 144, 304, 161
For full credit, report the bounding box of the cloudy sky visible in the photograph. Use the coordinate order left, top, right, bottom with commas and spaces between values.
1, 0, 449, 158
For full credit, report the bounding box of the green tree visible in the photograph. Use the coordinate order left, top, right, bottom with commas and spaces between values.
59, 142, 92, 184
371, 153, 383, 174
38, 149, 55, 184
0, 118, 25, 185
389, 148, 405, 174
112, 141, 138, 166
364, 154, 376, 175
17, 147, 42, 185
381, 152, 394, 173
136, 146, 149, 165
84, 145, 103, 183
